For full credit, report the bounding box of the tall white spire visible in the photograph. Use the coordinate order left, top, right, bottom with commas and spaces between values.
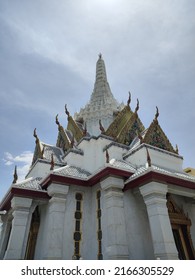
75, 54, 122, 136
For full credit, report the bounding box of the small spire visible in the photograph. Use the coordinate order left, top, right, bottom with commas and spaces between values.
12, 165, 18, 184
127, 91, 131, 107
65, 104, 70, 119
99, 120, 105, 133
83, 122, 87, 136
98, 53, 102, 59
175, 144, 179, 154
50, 153, 54, 171
105, 148, 110, 163
137, 131, 143, 144
135, 98, 139, 113
71, 136, 75, 148
155, 106, 159, 121
146, 147, 152, 167
33, 128, 38, 140
41, 145, 45, 159
55, 114, 60, 126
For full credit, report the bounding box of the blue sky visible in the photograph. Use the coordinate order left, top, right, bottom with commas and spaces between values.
0, 0, 195, 200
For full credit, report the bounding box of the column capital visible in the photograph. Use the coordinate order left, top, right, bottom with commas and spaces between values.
11, 196, 32, 211
47, 183, 69, 199
140, 181, 168, 198
100, 176, 124, 191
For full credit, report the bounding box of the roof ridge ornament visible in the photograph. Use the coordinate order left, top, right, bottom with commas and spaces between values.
99, 119, 105, 133
33, 128, 40, 145
137, 131, 143, 144
127, 91, 131, 107
146, 147, 152, 167
135, 98, 139, 113
175, 144, 179, 154
155, 106, 159, 121
105, 147, 110, 163
55, 114, 60, 126
83, 122, 87, 136
12, 165, 18, 184
65, 104, 70, 119
50, 153, 54, 171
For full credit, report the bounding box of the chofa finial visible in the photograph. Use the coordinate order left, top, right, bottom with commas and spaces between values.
12, 165, 18, 184
127, 91, 131, 107
106, 148, 110, 163
65, 104, 70, 118
135, 98, 139, 113
155, 106, 159, 120
33, 128, 40, 144
99, 120, 105, 133
50, 153, 54, 171
55, 114, 60, 126
146, 147, 151, 167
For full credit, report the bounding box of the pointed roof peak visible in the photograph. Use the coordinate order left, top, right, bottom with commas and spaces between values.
98, 53, 102, 60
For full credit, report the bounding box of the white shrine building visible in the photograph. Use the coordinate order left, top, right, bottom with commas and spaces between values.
0, 54, 195, 260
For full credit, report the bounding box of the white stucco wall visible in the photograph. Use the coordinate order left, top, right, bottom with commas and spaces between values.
123, 189, 154, 259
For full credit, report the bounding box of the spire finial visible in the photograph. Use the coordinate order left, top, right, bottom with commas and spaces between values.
135, 98, 139, 113
71, 136, 75, 148
55, 114, 60, 126
146, 147, 151, 167
99, 120, 105, 133
175, 144, 179, 154
98, 53, 102, 59
12, 165, 18, 184
105, 148, 110, 163
127, 91, 131, 107
33, 128, 40, 144
50, 153, 54, 171
65, 104, 70, 119
155, 106, 159, 121
137, 131, 143, 144
83, 122, 87, 136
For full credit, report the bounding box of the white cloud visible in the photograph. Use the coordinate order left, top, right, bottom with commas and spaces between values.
3, 151, 33, 181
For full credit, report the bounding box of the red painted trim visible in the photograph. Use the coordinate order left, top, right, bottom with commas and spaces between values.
41, 167, 133, 189
0, 187, 49, 211
0, 167, 132, 211
123, 171, 195, 191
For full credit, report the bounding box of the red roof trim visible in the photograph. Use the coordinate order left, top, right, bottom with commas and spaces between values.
0, 187, 49, 211
123, 171, 195, 191
41, 167, 133, 189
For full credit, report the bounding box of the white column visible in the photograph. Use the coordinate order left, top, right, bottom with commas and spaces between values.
140, 182, 178, 260
101, 176, 129, 259
44, 183, 69, 259
4, 197, 32, 259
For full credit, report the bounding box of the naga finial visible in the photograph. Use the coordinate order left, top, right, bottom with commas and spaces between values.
12, 165, 18, 184
65, 104, 70, 118
135, 98, 139, 113
155, 106, 159, 121
99, 120, 105, 133
127, 91, 131, 107
50, 153, 54, 171
137, 131, 143, 144
55, 114, 60, 126
106, 148, 110, 163
71, 136, 75, 148
146, 147, 151, 167
83, 122, 87, 136
33, 128, 39, 143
